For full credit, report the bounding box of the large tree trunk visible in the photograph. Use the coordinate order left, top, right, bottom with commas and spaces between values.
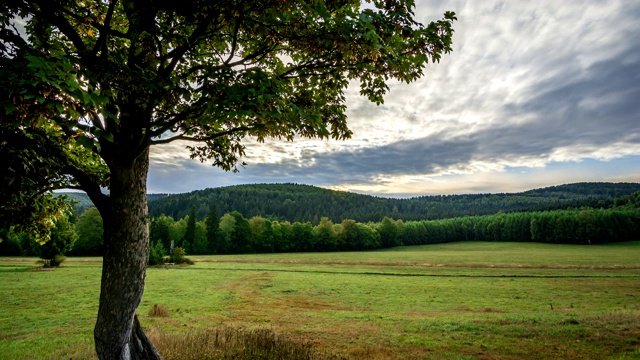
93, 149, 162, 360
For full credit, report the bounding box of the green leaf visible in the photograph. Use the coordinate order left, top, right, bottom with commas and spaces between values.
4, 103, 16, 114
82, 92, 92, 105
95, 129, 114, 142
75, 136, 94, 149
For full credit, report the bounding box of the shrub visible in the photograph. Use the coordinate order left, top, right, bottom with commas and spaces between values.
170, 246, 185, 263
149, 241, 167, 266
38, 216, 77, 266
39, 255, 67, 268
169, 246, 194, 264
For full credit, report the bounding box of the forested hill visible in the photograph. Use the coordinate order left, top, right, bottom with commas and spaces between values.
146, 182, 640, 224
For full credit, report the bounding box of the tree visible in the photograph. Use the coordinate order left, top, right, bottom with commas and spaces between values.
339, 219, 359, 250
292, 221, 316, 252
168, 217, 187, 247
38, 214, 77, 267
314, 217, 338, 251
218, 212, 237, 253
0, 123, 94, 244
0, 2, 455, 358
149, 214, 173, 250
229, 211, 252, 253
72, 207, 104, 256
271, 220, 294, 253
249, 215, 275, 252
205, 205, 222, 253
181, 206, 197, 253
190, 221, 209, 255
357, 222, 381, 249
377, 217, 401, 248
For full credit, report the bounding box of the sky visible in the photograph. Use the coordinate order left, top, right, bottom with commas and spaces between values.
148, 0, 640, 197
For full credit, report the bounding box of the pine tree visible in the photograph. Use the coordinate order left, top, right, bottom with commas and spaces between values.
182, 206, 196, 254
205, 205, 221, 254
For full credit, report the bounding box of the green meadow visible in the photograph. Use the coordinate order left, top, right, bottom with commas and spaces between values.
1, 241, 639, 359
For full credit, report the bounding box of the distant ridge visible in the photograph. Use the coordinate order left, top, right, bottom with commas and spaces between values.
143, 182, 640, 223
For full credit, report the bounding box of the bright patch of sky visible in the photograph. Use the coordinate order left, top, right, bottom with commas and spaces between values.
148, 0, 640, 196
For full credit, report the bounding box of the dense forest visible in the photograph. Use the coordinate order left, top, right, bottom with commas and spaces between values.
1, 183, 639, 259
149, 191, 640, 255
102, 191, 640, 256
146, 182, 640, 223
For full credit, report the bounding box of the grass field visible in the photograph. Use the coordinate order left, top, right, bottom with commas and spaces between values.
1, 241, 639, 359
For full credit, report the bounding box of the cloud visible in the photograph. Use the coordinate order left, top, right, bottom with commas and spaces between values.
147, 0, 640, 196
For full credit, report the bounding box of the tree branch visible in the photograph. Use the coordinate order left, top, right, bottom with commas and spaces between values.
147, 95, 212, 138
160, 14, 223, 77
92, 0, 119, 58
28, 0, 88, 55
150, 126, 250, 145
223, 7, 244, 66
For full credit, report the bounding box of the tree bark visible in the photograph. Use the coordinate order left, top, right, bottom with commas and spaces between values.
93, 148, 162, 360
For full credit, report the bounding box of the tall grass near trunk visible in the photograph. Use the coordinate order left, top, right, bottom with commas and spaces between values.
149, 325, 345, 360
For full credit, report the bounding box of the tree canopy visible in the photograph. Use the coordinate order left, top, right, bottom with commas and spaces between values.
2, 1, 456, 184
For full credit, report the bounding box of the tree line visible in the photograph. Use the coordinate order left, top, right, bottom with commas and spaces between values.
146, 182, 640, 224
145, 205, 639, 255
5, 191, 637, 259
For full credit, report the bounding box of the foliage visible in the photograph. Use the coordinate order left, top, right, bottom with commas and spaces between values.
169, 247, 193, 265
71, 207, 104, 256
150, 214, 174, 251
147, 183, 640, 224
0, 120, 103, 244
313, 217, 338, 251
149, 242, 167, 266
377, 217, 401, 248
38, 254, 67, 268
248, 216, 275, 253
1, 0, 456, 206
190, 222, 209, 255
167, 204, 640, 255
228, 211, 253, 254
0, 229, 22, 255
37, 215, 77, 267
205, 205, 224, 254
181, 207, 197, 254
